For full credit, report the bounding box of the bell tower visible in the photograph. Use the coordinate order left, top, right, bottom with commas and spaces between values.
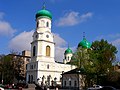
63, 46, 73, 64
31, 5, 55, 63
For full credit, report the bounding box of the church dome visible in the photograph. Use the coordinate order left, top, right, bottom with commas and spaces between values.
78, 38, 91, 49
36, 9, 52, 19
65, 47, 72, 54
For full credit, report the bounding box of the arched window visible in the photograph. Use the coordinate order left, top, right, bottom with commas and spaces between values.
68, 56, 69, 60
69, 80, 71, 86
64, 81, 66, 86
31, 75, 33, 83
47, 64, 49, 69
46, 45, 50, 56
41, 20, 45, 27
33, 46, 36, 56
28, 75, 30, 83
74, 81, 77, 87
65, 56, 66, 59
37, 21, 39, 28
46, 22, 49, 27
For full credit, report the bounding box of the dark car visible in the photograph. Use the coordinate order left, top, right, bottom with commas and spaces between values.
16, 82, 28, 88
99, 86, 117, 90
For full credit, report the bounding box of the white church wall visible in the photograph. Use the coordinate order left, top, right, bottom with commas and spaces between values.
36, 18, 51, 33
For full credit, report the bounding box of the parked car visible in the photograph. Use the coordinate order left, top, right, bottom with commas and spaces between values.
87, 85, 103, 90
99, 86, 117, 90
16, 82, 28, 88
4, 84, 11, 89
0, 87, 4, 90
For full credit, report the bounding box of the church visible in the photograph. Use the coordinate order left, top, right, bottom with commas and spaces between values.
26, 5, 91, 86
26, 6, 76, 86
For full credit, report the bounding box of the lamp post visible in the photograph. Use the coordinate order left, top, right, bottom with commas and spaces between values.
62, 71, 64, 89
54, 77, 57, 88
69, 78, 71, 90
77, 70, 80, 90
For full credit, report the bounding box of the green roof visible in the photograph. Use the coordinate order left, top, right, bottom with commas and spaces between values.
78, 38, 91, 49
65, 47, 72, 54
62, 68, 86, 75
36, 9, 52, 19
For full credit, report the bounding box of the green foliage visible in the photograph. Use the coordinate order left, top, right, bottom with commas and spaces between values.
0, 52, 24, 84
0, 55, 15, 84
92, 39, 117, 61
71, 48, 89, 68
71, 39, 118, 86
91, 39, 117, 74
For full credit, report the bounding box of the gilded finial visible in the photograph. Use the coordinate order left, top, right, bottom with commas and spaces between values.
83, 32, 85, 39
42, 2, 46, 9
68, 43, 70, 49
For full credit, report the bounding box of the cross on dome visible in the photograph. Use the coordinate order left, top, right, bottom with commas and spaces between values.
42, 2, 46, 10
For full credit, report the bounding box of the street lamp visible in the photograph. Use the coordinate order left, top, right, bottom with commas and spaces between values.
69, 78, 71, 90
54, 77, 57, 88
62, 71, 64, 88
77, 70, 80, 90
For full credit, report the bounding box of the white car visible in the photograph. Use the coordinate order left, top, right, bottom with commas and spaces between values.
87, 85, 103, 90
0, 87, 4, 90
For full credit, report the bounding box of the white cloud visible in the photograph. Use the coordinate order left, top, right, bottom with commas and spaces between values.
0, 12, 16, 37
53, 33, 67, 61
96, 33, 120, 40
8, 30, 34, 52
0, 21, 16, 36
108, 33, 120, 39
112, 38, 120, 46
53, 33, 76, 62
80, 12, 93, 22
55, 11, 93, 26
8, 31, 75, 62
9, 31, 67, 59
55, 46, 66, 62
55, 46, 76, 62
53, 33, 67, 47
111, 38, 120, 59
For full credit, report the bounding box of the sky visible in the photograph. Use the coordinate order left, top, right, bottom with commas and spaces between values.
0, 0, 120, 62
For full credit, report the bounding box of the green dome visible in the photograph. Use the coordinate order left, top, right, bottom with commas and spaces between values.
36, 9, 52, 19
78, 38, 91, 49
65, 47, 72, 54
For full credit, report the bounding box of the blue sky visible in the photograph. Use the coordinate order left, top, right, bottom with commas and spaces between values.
0, 0, 120, 61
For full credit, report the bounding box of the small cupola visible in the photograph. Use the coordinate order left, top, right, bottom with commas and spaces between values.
78, 33, 91, 49
64, 47, 73, 54
35, 4, 52, 19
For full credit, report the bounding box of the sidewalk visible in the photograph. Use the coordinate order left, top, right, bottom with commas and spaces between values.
23, 88, 35, 90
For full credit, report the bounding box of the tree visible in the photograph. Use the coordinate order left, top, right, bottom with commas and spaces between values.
11, 54, 25, 81
91, 39, 117, 74
89, 39, 117, 85
0, 55, 15, 84
71, 39, 118, 87
71, 47, 95, 87
0, 52, 25, 84
71, 48, 89, 67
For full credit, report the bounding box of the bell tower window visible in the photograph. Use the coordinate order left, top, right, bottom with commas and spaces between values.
46, 22, 49, 27
68, 56, 69, 60
46, 45, 50, 56
41, 20, 45, 27
37, 21, 39, 28
33, 46, 36, 56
